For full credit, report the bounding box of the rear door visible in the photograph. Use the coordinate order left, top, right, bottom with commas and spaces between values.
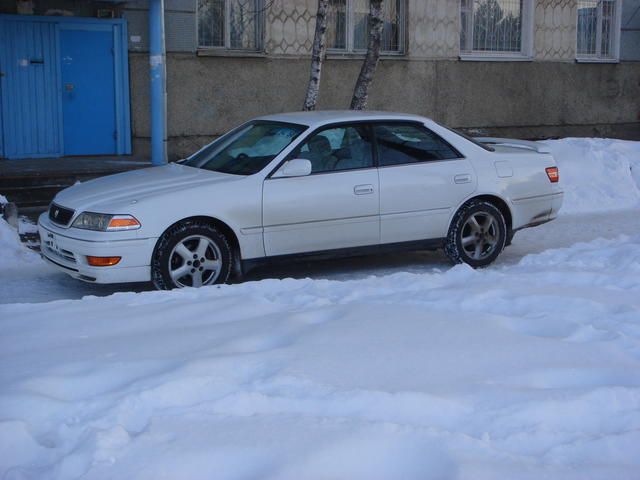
375, 122, 477, 244
262, 123, 379, 256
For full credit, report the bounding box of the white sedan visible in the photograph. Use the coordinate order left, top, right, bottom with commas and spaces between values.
38, 111, 563, 289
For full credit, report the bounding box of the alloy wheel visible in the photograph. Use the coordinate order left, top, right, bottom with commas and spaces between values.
460, 212, 500, 261
168, 235, 222, 287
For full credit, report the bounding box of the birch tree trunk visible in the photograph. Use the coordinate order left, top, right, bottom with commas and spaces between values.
303, 0, 330, 111
350, 0, 384, 110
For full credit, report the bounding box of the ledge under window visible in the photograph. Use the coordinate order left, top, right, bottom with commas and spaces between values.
575, 57, 619, 64
197, 48, 266, 58
459, 53, 533, 62
326, 51, 406, 60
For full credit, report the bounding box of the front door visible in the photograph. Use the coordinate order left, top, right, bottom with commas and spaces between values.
60, 28, 116, 155
375, 122, 478, 243
263, 124, 380, 256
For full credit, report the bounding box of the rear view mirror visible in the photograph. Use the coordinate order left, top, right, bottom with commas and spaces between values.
275, 159, 312, 178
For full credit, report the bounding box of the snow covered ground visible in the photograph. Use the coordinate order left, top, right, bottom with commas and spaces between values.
1, 138, 639, 479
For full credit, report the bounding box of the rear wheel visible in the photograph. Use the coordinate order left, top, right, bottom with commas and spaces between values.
445, 200, 507, 268
152, 221, 233, 290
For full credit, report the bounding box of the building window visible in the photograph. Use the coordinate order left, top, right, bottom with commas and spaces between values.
460, 0, 533, 59
326, 0, 405, 54
198, 0, 263, 51
577, 0, 620, 61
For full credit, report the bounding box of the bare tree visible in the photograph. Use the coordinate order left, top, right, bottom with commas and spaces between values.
350, 0, 384, 110
303, 0, 330, 111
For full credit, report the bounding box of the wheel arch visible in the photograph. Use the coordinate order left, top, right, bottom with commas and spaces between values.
453, 194, 513, 233
154, 215, 241, 259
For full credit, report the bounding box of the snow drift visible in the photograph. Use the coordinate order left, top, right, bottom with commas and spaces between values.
0, 212, 40, 270
542, 138, 640, 214
1, 234, 640, 479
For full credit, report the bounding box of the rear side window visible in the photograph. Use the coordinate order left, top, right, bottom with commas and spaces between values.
374, 123, 462, 167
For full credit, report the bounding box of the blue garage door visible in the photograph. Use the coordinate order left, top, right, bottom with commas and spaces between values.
60, 29, 117, 156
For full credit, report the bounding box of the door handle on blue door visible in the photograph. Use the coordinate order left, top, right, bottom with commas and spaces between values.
454, 174, 472, 184
354, 184, 374, 195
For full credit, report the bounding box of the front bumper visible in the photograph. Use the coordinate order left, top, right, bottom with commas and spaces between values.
38, 214, 157, 284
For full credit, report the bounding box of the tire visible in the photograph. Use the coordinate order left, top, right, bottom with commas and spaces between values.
445, 200, 507, 268
152, 220, 234, 290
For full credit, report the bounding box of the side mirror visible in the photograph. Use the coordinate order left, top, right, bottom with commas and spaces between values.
275, 158, 312, 178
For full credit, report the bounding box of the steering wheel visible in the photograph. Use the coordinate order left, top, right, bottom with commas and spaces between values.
235, 153, 249, 161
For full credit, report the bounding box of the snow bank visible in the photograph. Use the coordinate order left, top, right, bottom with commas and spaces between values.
0, 217, 40, 269
1, 234, 639, 479
542, 138, 640, 214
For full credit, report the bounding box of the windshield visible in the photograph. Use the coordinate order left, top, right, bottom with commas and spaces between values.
184, 121, 307, 175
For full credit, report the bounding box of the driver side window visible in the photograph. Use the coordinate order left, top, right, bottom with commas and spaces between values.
296, 124, 374, 174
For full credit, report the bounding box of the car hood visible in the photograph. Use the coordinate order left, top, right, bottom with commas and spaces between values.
54, 163, 238, 212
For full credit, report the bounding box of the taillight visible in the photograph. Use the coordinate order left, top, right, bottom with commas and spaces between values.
546, 167, 559, 183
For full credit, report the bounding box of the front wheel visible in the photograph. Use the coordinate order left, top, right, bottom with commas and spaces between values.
445, 200, 507, 268
152, 221, 234, 290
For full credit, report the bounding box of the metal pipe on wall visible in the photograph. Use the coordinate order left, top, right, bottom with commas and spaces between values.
149, 0, 167, 165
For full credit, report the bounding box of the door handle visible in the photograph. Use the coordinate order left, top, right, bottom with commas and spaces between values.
354, 184, 374, 195
454, 174, 472, 184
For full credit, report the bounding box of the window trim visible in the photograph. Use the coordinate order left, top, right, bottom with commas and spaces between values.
196, 0, 265, 52
575, 0, 622, 63
268, 120, 466, 179
326, 0, 407, 55
459, 0, 534, 61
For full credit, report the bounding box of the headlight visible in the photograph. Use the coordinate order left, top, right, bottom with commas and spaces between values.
72, 213, 141, 231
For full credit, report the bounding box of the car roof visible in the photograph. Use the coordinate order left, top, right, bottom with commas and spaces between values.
255, 110, 431, 128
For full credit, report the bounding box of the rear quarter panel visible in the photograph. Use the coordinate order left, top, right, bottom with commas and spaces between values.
466, 148, 563, 230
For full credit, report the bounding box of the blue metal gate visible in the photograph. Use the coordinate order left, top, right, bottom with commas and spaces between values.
0, 19, 62, 158
0, 15, 131, 159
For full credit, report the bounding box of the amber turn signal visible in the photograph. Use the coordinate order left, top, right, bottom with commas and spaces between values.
87, 256, 122, 267
545, 167, 559, 183
108, 217, 141, 229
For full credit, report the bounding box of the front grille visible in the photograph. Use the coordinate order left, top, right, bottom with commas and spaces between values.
49, 203, 75, 226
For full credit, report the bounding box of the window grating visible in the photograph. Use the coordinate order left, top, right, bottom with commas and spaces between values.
198, 0, 263, 50
577, 0, 618, 59
460, 0, 524, 54
327, 0, 404, 54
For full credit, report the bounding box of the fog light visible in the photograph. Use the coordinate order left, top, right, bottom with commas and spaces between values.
87, 256, 121, 267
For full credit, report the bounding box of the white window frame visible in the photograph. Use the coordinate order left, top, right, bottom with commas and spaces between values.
196, 0, 264, 52
327, 0, 406, 55
459, 0, 534, 62
576, 0, 622, 63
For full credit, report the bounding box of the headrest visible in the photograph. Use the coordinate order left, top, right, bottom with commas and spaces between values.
308, 135, 332, 155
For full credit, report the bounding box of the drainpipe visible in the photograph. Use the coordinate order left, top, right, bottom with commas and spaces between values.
149, 0, 167, 165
